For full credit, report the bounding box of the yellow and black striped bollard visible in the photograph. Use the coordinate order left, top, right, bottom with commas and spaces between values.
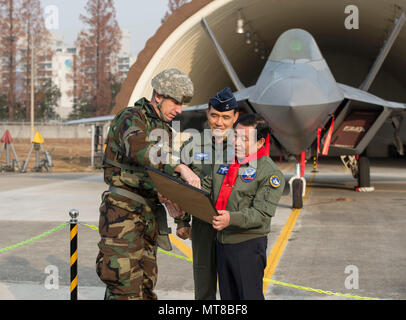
69, 209, 79, 300
312, 156, 319, 173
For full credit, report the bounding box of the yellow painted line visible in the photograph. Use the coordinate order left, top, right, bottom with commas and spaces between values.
263, 172, 316, 294
169, 234, 193, 260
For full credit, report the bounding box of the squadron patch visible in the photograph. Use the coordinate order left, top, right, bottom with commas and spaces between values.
270, 175, 281, 188
241, 168, 257, 182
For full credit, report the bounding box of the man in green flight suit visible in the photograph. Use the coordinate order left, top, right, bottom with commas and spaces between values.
205, 113, 286, 300
96, 68, 200, 300
177, 87, 239, 300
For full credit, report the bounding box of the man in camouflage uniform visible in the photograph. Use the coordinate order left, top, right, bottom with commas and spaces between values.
96, 68, 200, 300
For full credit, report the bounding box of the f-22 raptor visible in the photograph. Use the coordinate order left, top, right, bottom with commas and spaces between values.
178, 17, 405, 209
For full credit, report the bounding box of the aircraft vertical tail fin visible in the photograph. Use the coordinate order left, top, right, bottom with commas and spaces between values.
201, 17, 245, 91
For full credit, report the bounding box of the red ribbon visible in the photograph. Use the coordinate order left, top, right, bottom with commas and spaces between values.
265, 134, 270, 157
215, 147, 267, 211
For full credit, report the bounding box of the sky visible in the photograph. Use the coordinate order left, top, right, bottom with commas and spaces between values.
40, 0, 170, 55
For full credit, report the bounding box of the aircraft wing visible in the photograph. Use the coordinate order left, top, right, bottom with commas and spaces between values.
337, 83, 406, 110
63, 115, 115, 125
328, 83, 405, 156
62, 86, 256, 128
180, 86, 256, 113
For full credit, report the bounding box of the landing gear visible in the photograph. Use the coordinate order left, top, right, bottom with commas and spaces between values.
292, 178, 304, 209
289, 152, 306, 209
357, 156, 371, 189
340, 155, 374, 192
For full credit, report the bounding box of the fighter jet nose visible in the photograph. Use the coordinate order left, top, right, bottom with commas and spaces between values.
248, 29, 345, 155
269, 28, 324, 63
250, 70, 343, 154
259, 76, 332, 107
250, 28, 344, 108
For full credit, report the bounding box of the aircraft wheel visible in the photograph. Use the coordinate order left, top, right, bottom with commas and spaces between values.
292, 178, 303, 209
358, 157, 370, 188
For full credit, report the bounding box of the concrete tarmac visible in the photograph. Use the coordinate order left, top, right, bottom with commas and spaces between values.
0, 158, 405, 300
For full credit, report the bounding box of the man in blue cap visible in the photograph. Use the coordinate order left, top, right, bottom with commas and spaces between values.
177, 87, 239, 300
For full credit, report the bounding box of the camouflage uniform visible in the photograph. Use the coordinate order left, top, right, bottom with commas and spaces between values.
96, 69, 194, 300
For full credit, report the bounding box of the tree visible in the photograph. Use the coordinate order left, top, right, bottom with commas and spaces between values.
35, 80, 61, 121
19, 0, 52, 121
0, 94, 8, 119
0, 0, 22, 121
73, 0, 122, 118
161, 0, 189, 24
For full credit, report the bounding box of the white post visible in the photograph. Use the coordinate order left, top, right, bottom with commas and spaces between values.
91, 125, 95, 168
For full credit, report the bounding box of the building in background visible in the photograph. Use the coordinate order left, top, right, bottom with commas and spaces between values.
48, 32, 76, 120
47, 29, 136, 120
115, 29, 138, 84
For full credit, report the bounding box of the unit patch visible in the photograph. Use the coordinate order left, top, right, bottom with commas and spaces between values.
241, 168, 257, 182
270, 175, 281, 188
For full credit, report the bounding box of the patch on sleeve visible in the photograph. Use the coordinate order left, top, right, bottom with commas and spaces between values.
270, 175, 281, 188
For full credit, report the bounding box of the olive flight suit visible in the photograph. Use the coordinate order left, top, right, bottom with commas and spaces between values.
177, 129, 235, 300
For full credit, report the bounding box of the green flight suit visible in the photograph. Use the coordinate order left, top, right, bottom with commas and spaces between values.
199, 153, 285, 300
201, 155, 286, 244
177, 129, 235, 300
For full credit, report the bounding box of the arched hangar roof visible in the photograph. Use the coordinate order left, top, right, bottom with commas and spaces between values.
113, 0, 406, 114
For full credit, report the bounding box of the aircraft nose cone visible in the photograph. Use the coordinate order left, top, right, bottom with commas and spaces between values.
252, 102, 338, 155
258, 76, 331, 107
249, 62, 344, 155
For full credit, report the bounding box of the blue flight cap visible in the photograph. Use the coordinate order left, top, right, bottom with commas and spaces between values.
209, 87, 238, 112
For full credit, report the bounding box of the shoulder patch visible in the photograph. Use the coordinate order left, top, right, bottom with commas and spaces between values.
270, 175, 281, 188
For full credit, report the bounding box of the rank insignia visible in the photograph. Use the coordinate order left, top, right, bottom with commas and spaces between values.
217, 165, 229, 175
194, 152, 210, 161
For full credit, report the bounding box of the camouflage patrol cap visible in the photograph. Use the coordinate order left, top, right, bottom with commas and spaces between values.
151, 68, 194, 104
